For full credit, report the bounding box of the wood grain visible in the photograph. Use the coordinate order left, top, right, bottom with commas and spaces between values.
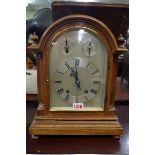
27, 14, 127, 137
30, 118, 123, 135
26, 102, 129, 154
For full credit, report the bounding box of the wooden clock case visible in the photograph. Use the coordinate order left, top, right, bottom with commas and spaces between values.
52, 1, 129, 40
28, 14, 127, 138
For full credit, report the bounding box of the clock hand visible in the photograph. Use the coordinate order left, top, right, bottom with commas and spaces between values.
74, 63, 81, 90
71, 68, 81, 90
65, 61, 75, 76
65, 61, 81, 90
75, 80, 81, 90
65, 38, 69, 53
88, 41, 92, 56
73, 70, 81, 90
74, 72, 80, 90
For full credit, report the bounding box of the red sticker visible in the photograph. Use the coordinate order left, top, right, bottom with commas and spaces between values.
73, 103, 84, 110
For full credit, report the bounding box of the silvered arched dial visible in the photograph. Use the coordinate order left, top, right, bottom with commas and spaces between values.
53, 57, 102, 104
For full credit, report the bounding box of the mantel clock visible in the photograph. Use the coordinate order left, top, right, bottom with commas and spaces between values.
28, 14, 127, 138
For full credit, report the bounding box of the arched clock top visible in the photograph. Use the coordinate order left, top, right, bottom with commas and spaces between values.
36, 14, 127, 55
29, 14, 125, 137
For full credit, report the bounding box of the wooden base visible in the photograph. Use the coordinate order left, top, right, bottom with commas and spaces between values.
29, 115, 123, 137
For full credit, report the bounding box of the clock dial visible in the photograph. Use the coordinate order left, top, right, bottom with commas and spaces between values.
53, 57, 101, 104
82, 39, 97, 57
59, 38, 74, 55
49, 28, 107, 111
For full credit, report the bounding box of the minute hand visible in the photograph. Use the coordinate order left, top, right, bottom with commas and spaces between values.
72, 69, 81, 90
65, 61, 81, 90
74, 63, 81, 90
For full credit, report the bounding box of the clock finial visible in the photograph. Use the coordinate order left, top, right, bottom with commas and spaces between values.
28, 32, 39, 45
117, 34, 126, 48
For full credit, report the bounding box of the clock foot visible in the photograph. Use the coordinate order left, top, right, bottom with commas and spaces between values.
113, 135, 120, 139
31, 135, 39, 139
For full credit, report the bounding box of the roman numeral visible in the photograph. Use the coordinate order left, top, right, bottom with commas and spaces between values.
57, 88, 64, 95
93, 81, 100, 84
57, 70, 64, 75
91, 70, 98, 75
75, 59, 80, 67
65, 61, 71, 69
54, 81, 62, 83
65, 94, 70, 102
90, 89, 97, 94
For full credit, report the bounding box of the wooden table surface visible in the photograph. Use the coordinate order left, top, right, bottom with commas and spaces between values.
26, 101, 128, 154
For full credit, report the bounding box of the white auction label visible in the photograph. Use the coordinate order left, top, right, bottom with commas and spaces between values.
73, 103, 84, 110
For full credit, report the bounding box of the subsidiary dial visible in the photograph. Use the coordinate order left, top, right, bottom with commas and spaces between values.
59, 38, 74, 55
82, 39, 97, 57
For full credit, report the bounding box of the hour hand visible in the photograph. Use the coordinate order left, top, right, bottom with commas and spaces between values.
65, 45, 69, 53
74, 70, 81, 90
65, 61, 81, 90
76, 80, 81, 90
